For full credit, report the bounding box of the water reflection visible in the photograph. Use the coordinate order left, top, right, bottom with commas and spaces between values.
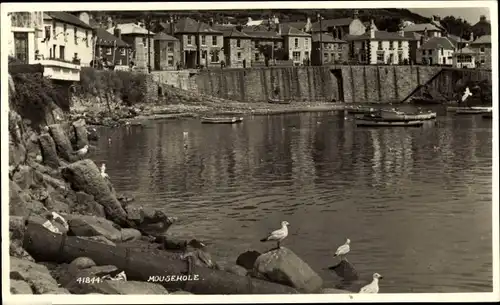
93, 111, 492, 293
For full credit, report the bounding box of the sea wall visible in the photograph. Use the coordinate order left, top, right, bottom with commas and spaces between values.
152, 66, 492, 104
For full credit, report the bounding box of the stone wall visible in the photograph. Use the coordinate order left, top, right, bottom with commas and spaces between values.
151, 65, 491, 104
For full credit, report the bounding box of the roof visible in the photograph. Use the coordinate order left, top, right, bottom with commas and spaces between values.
403, 31, 423, 40
108, 23, 154, 35
447, 34, 471, 43
44, 11, 93, 30
453, 47, 476, 55
95, 28, 130, 47
279, 24, 311, 37
311, 18, 354, 32
311, 33, 346, 43
470, 35, 491, 45
247, 20, 264, 26
345, 31, 412, 41
171, 17, 222, 34
419, 37, 455, 50
403, 23, 441, 33
281, 21, 307, 31
242, 28, 282, 39
153, 32, 178, 41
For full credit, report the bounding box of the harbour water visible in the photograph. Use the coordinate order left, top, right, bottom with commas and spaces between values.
93, 109, 493, 293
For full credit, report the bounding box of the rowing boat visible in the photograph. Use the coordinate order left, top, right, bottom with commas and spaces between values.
355, 118, 424, 127
268, 98, 292, 104
378, 109, 437, 121
201, 117, 244, 124
455, 108, 491, 115
446, 106, 492, 112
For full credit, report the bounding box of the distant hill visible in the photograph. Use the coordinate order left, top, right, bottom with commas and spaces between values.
88, 8, 432, 31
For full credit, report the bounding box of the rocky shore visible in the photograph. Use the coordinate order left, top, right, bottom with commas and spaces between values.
8, 78, 366, 295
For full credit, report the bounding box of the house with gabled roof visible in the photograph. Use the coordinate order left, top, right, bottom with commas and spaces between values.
311, 33, 348, 65
242, 27, 284, 65
107, 23, 155, 70
153, 32, 180, 71
212, 25, 252, 68
93, 27, 132, 69
453, 46, 476, 69
469, 35, 491, 69
403, 22, 444, 38
417, 36, 456, 65
280, 24, 312, 65
310, 10, 366, 40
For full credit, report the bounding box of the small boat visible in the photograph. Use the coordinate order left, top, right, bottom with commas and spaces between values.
345, 105, 376, 114
201, 117, 244, 124
355, 117, 424, 127
446, 106, 492, 112
268, 98, 292, 104
379, 109, 437, 121
482, 112, 492, 119
455, 108, 491, 115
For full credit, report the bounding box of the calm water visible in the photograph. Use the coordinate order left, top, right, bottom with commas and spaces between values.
93, 108, 493, 293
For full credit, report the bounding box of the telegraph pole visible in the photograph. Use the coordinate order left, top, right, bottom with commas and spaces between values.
147, 14, 151, 73
318, 12, 323, 65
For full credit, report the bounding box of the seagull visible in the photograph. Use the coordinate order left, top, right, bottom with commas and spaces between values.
183, 131, 189, 138
333, 238, 351, 260
75, 144, 89, 156
51, 211, 69, 231
260, 221, 290, 249
181, 239, 217, 272
359, 273, 383, 293
461, 87, 472, 102
100, 163, 109, 179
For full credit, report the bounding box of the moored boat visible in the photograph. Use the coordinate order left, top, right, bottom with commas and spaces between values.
446, 106, 492, 112
455, 108, 491, 115
201, 117, 244, 124
268, 98, 292, 104
355, 117, 424, 127
345, 105, 376, 114
379, 109, 437, 121
482, 112, 492, 119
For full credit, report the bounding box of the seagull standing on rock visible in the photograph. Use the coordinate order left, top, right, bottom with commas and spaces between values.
75, 145, 89, 157
333, 238, 350, 260
100, 163, 109, 179
260, 221, 290, 249
359, 273, 383, 293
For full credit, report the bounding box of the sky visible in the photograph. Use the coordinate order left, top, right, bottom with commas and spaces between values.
409, 7, 491, 24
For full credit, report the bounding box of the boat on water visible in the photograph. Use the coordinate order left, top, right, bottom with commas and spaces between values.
455, 108, 492, 115
355, 117, 424, 127
268, 98, 292, 104
201, 117, 244, 124
345, 105, 376, 114
446, 106, 492, 112
378, 109, 437, 121
482, 112, 492, 119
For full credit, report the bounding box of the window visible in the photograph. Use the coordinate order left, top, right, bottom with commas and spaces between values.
237, 52, 242, 60
480, 47, 485, 53
294, 38, 299, 48
168, 55, 174, 66
85, 30, 89, 47
377, 53, 384, 62
202, 51, 206, 59
210, 50, 219, 63
304, 51, 309, 59
390, 41, 394, 50
480, 56, 485, 63
51, 45, 56, 58
106, 47, 112, 55
59, 45, 65, 60
422, 50, 426, 55
323, 53, 329, 61
428, 50, 433, 55
74, 27, 78, 44
305, 38, 309, 48
440, 48, 443, 55
254, 40, 260, 48
142, 37, 147, 47
167, 42, 174, 52
13, 32, 28, 64
99, 47, 103, 56
378, 41, 382, 50
236, 39, 241, 48
120, 48, 126, 56
52, 21, 56, 36
187, 35, 192, 45
201, 35, 206, 45
255, 53, 260, 61
212, 35, 217, 46
63, 24, 67, 41
293, 51, 300, 62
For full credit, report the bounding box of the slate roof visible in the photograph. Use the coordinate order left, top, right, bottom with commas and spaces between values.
454, 47, 476, 55
45, 11, 93, 30
280, 24, 311, 37
169, 17, 222, 34
403, 23, 441, 33
403, 31, 423, 41
470, 35, 491, 45
311, 33, 346, 43
107, 23, 154, 35
311, 18, 354, 32
345, 31, 412, 41
95, 28, 130, 47
281, 21, 307, 31
241, 28, 282, 39
212, 26, 252, 39
153, 32, 178, 41
419, 37, 455, 50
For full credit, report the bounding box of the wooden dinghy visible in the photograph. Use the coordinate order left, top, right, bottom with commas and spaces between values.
355, 117, 424, 127
345, 106, 376, 114
201, 117, 244, 124
446, 106, 492, 112
379, 109, 437, 121
455, 108, 492, 115
268, 98, 292, 104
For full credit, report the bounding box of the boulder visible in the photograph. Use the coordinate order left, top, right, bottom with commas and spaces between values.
49, 123, 74, 162
121, 228, 142, 242
10, 240, 35, 262
125, 205, 143, 223
105, 281, 169, 294
43, 186, 71, 214
328, 259, 359, 281
67, 214, 122, 242
224, 264, 248, 276
73, 119, 89, 149
10, 279, 33, 294
10, 216, 26, 241
12, 165, 34, 189
135, 207, 177, 235
61, 159, 129, 227
38, 133, 60, 168
253, 247, 323, 293
87, 127, 99, 141
25, 132, 42, 161
67, 191, 106, 218
10, 256, 70, 294
9, 180, 45, 217
236, 250, 261, 270
78, 235, 117, 246
69, 257, 97, 270
9, 142, 27, 168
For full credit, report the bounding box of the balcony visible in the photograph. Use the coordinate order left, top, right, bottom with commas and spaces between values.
33, 58, 81, 82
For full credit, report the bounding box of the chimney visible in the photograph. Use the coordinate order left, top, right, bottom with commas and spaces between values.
114, 28, 121, 40
479, 15, 486, 22
170, 16, 175, 36
78, 12, 90, 25
274, 15, 279, 24
369, 19, 375, 39
398, 26, 404, 37
353, 9, 359, 19
307, 17, 311, 25
209, 17, 214, 26
247, 17, 252, 24
106, 17, 113, 30
470, 32, 474, 41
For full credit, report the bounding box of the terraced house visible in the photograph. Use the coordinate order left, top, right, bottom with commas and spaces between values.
310, 10, 367, 39
469, 35, 492, 69
242, 26, 284, 66
417, 36, 455, 65
213, 25, 253, 68
107, 23, 155, 70
280, 24, 312, 66
311, 33, 348, 65
93, 28, 131, 69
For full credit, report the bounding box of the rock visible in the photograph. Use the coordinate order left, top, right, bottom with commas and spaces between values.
78, 235, 117, 246
125, 206, 143, 223
9, 142, 27, 168
73, 119, 89, 149
25, 132, 42, 161
121, 228, 142, 242
253, 247, 323, 293
44, 186, 71, 214
49, 123, 74, 162
69, 257, 97, 270
9, 180, 45, 217
10, 240, 35, 262
236, 250, 261, 270
328, 259, 359, 281
10, 256, 71, 294
105, 281, 169, 294
10, 216, 26, 241
61, 159, 129, 226
67, 214, 122, 242
224, 264, 248, 276
321, 288, 351, 294
68, 191, 106, 218
60, 265, 120, 293
136, 207, 177, 235
87, 127, 99, 141
12, 165, 34, 189
38, 133, 60, 168
10, 279, 33, 294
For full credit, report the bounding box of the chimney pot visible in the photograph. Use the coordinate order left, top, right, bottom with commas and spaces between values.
114, 28, 121, 40
479, 15, 486, 22
353, 9, 359, 19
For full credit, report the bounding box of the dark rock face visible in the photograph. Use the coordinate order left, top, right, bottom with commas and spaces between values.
328, 259, 359, 281
38, 133, 60, 168
72, 119, 89, 149
236, 250, 261, 270
48, 124, 75, 162
66, 214, 123, 242
10, 256, 70, 294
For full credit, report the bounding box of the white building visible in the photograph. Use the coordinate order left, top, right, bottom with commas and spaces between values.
453, 47, 476, 69
417, 36, 455, 65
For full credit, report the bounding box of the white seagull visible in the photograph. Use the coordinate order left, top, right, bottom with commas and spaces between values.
333, 238, 351, 260
260, 221, 290, 249
100, 163, 109, 179
359, 273, 383, 293
461, 87, 472, 102
75, 144, 89, 156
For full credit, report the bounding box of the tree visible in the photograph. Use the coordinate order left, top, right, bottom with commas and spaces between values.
440, 16, 472, 39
